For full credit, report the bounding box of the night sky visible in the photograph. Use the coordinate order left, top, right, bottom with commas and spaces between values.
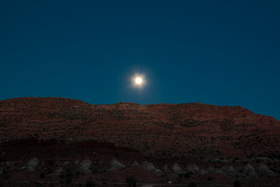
0, 0, 279, 119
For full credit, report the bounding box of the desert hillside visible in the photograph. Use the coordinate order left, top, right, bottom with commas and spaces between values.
1, 97, 280, 159
1, 98, 280, 186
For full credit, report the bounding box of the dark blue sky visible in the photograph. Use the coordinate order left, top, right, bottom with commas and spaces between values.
0, 0, 280, 119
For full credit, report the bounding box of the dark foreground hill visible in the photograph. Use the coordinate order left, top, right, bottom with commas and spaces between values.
0, 97, 280, 186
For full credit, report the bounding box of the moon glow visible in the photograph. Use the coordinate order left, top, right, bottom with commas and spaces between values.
132, 74, 146, 88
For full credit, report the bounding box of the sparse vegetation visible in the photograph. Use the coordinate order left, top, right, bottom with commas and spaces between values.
187, 181, 197, 187
233, 179, 241, 187
60, 167, 74, 185
126, 176, 137, 187
85, 179, 96, 187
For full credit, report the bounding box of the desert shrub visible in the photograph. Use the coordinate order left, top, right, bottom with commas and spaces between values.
40, 172, 45, 179
35, 182, 43, 187
85, 179, 95, 187
60, 168, 74, 185
188, 182, 197, 187
179, 172, 192, 179
1, 169, 10, 180
126, 176, 137, 187
233, 179, 241, 187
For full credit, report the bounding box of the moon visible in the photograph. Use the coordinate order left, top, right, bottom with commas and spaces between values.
131, 74, 146, 88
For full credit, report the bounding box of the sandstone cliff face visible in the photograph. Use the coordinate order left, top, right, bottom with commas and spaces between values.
0, 97, 280, 159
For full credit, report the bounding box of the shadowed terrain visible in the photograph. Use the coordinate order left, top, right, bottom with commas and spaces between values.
1, 97, 280, 186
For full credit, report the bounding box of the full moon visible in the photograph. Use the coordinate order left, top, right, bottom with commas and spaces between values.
132, 74, 146, 88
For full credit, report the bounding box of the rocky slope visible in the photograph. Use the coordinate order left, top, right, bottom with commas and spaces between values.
1, 97, 280, 186
0, 97, 280, 160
